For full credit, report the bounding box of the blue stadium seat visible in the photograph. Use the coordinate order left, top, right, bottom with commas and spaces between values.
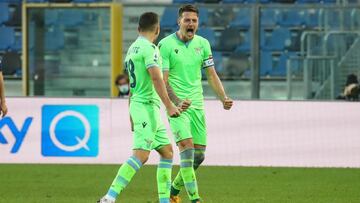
10, 32, 21, 52
235, 29, 266, 53
277, 9, 305, 27
229, 8, 251, 28
304, 9, 320, 28
213, 51, 224, 75
0, 26, 15, 50
197, 27, 216, 47
261, 8, 278, 27
160, 7, 178, 30
234, 31, 251, 52
272, 52, 299, 76
262, 27, 291, 51
0, 3, 9, 25
272, 53, 286, 76
260, 51, 272, 76
4, 3, 21, 27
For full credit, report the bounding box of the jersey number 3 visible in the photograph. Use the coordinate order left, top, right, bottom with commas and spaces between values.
126, 59, 136, 88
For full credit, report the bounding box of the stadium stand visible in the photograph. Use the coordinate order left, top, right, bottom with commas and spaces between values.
197, 27, 217, 47
0, 27, 15, 51
0, 0, 358, 99
277, 8, 305, 27
0, 3, 10, 25
217, 27, 242, 52
229, 8, 251, 28
262, 27, 292, 51
160, 7, 178, 30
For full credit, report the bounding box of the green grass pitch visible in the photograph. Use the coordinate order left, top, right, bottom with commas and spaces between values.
0, 164, 359, 203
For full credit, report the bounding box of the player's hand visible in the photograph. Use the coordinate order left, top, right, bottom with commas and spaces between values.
222, 97, 233, 110
178, 99, 191, 112
0, 102, 7, 118
167, 105, 181, 118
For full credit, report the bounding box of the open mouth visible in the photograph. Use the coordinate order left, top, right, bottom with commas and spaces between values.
186, 28, 194, 34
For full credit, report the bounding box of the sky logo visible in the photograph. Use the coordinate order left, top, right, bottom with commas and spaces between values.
42, 105, 99, 157
0, 117, 33, 153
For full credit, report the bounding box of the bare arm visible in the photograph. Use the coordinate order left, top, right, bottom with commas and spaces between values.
205, 67, 233, 110
148, 67, 180, 117
163, 71, 191, 110
163, 71, 182, 106
128, 92, 134, 131
0, 72, 8, 117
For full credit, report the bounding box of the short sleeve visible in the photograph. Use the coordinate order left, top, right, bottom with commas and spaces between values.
144, 44, 161, 69
159, 42, 170, 71
0, 58, 2, 72
202, 39, 214, 69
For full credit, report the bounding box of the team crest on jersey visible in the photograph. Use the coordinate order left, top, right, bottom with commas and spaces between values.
195, 47, 202, 55
154, 52, 159, 63
175, 49, 179, 54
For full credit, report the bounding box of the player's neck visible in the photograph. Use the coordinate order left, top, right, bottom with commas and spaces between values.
176, 31, 191, 42
139, 32, 155, 43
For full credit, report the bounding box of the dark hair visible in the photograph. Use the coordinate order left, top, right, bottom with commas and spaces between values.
346, 74, 359, 86
138, 12, 159, 32
115, 74, 129, 85
178, 4, 199, 18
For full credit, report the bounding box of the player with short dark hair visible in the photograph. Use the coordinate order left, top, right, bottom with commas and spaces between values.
158, 4, 233, 203
98, 12, 180, 203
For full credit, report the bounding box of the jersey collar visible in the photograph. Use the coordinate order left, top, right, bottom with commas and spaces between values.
173, 32, 194, 47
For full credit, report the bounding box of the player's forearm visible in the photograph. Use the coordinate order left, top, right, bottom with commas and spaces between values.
0, 74, 6, 104
165, 83, 182, 106
153, 78, 174, 109
128, 92, 133, 131
207, 73, 227, 101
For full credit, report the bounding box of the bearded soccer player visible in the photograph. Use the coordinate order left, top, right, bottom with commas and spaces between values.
158, 4, 233, 203
98, 12, 180, 203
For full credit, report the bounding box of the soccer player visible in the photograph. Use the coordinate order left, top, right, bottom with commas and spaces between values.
0, 58, 8, 117
98, 12, 181, 203
158, 4, 233, 203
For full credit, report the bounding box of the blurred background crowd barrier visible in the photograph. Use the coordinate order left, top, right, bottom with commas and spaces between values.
0, 0, 359, 100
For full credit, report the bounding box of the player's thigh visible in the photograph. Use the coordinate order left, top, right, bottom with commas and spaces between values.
189, 109, 207, 146
130, 102, 156, 151
168, 111, 192, 143
152, 109, 172, 151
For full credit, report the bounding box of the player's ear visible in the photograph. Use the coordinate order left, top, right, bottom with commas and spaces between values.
155, 25, 160, 36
